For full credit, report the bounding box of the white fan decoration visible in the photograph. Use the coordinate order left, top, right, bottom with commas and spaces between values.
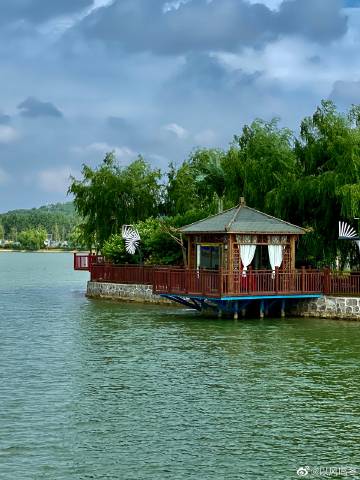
339, 221, 359, 239
122, 225, 140, 255
338, 221, 360, 253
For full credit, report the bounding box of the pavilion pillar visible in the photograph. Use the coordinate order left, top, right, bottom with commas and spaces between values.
290, 236, 296, 270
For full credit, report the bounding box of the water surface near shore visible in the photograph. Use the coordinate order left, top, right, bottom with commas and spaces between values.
0, 253, 359, 479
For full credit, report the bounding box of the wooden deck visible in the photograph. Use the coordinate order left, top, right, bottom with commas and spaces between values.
152, 268, 323, 298
74, 254, 360, 298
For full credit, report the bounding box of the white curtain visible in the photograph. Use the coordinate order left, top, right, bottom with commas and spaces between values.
240, 244, 256, 277
268, 245, 283, 277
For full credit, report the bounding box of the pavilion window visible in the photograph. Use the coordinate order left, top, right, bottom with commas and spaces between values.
196, 244, 221, 270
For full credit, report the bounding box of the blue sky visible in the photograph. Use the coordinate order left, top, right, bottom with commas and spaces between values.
0, 0, 360, 211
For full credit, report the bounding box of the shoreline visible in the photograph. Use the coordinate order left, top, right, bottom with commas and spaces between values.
0, 249, 78, 253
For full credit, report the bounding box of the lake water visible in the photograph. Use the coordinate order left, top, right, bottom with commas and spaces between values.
0, 253, 360, 479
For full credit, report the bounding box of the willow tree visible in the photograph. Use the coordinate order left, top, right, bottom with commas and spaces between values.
68, 152, 162, 250
269, 101, 360, 268
222, 119, 298, 212
193, 149, 226, 213
164, 149, 224, 216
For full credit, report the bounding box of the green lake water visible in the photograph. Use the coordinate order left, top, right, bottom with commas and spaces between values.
0, 252, 360, 479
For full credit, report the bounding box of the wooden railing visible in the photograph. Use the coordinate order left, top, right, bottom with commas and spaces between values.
73, 253, 105, 271
153, 268, 222, 297
220, 268, 323, 296
91, 264, 156, 285
153, 268, 324, 297
329, 271, 360, 296
74, 254, 360, 297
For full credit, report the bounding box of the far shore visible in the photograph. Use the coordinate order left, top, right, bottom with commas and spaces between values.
0, 249, 79, 253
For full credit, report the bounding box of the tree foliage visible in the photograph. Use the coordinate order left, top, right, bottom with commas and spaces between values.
18, 227, 47, 250
0, 202, 77, 242
70, 101, 360, 269
68, 153, 162, 250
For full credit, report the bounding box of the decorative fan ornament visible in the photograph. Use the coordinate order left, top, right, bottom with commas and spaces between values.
338, 221, 360, 254
338, 221, 359, 240
122, 225, 140, 255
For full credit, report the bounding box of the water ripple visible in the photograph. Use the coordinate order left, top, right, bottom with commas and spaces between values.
0, 253, 360, 479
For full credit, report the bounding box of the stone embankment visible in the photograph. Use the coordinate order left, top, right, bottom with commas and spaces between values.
87, 281, 360, 320
86, 281, 173, 304
291, 296, 360, 320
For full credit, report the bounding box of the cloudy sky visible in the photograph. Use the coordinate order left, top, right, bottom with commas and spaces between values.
0, 0, 360, 211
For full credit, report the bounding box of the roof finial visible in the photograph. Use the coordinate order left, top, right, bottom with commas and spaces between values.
240, 196, 246, 207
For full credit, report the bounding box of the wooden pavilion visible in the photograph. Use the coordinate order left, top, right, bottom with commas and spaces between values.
74, 200, 334, 317
182, 198, 304, 274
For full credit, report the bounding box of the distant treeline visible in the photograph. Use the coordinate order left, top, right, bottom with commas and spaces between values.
0, 202, 79, 244
69, 101, 360, 269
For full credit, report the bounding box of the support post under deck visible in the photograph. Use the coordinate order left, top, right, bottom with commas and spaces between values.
281, 299, 286, 318
260, 300, 265, 319
233, 301, 239, 320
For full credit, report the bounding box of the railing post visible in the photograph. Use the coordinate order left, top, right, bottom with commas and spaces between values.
301, 266, 306, 293
184, 268, 189, 294
275, 266, 279, 293
167, 269, 171, 293
323, 268, 330, 295
248, 266, 253, 294
219, 268, 223, 297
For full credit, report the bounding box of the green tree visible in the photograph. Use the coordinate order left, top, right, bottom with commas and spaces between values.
68, 152, 162, 249
10, 226, 17, 242
0, 202, 78, 241
193, 149, 226, 213
18, 227, 47, 250
103, 217, 186, 266
270, 101, 360, 267
164, 149, 225, 216
52, 223, 60, 242
223, 119, 298, 211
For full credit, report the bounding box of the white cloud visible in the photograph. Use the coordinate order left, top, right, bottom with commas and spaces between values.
72, 142, 137, 163
163, 0, 192, 13
246, 0, 283, 10
163, 123, 189, 139
0, 125, 19, 143
37, 166, 78, 194
39, 0, 115, 39
212, 8, 360, 101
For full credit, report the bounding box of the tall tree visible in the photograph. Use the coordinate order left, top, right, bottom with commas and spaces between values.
193, 149, 226, 213
270, 101, 360, 267
68, 152, 162, 249
223, 119, 298, 211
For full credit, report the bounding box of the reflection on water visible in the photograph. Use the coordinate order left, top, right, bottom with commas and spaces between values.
0, 253, 360, 479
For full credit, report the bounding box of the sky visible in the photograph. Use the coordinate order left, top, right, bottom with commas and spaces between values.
0, 0, 360, 211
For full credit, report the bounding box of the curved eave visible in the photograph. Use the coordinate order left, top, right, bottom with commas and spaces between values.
181, 230, 305, 235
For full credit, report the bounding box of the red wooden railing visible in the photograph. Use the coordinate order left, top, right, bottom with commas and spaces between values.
153, 268, 222, 297
329, 271, 360, 296
91, 264, 156, 285
74, 253, 360, 297
220, 268, 323, 296
73, 254, 105, 271
152, 268, 324, 297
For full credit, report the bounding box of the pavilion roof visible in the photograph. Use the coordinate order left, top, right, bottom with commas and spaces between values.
180, 204, 305, 235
